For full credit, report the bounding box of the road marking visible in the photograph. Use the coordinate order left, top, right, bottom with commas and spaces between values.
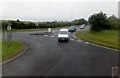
52, 31, 55, 33
100, 46, 113, 50
91, 43, 100, 47
54, 34, 58, 36
73, 33, 77, 39
70, 39, 74, 41
85, 42, 89, 44
77, 40, 81, 42
88, 42, 119, 51
44, 35, 48, 36
114, 49, 119, 51
51, 36, 54, 38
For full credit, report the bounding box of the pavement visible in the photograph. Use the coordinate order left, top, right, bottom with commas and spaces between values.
2, 27, 118, 76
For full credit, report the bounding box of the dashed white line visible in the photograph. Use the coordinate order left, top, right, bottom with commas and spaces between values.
52, 31, 55, 33
91, 43, 100, 47
77, 40, 81, 42
54, 34, 58, 36
51, 36, 54, 38
44, 35, 48, 36
85, 42, 89, 44
86, 42, 119, 51
70, 39, 74, 41
73, 33, 77, 39
100, 46, 113, 50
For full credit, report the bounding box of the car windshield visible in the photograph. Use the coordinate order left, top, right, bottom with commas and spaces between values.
59, 31, 68, 34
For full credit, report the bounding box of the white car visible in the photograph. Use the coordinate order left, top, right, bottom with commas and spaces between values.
58, 29, 69, 42
80, 24, 85, 29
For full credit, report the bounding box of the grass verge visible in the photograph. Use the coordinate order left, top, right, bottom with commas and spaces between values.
75, 30, 118, 49
2, 40, 26, 62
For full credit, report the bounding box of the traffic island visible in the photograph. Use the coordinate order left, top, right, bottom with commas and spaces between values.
30, 31, 52, 35
1, 40, 27, 64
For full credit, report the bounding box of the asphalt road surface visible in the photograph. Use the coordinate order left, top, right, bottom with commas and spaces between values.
2, 28, 118, 76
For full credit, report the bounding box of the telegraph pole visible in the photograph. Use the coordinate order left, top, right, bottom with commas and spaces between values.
71, 10, 73, 26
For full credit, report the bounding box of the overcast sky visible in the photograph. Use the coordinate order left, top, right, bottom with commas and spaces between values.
1, 0, 119, 22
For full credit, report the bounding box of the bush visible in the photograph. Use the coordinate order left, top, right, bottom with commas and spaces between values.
89, 11, 110, 31
72, 18, 88, 25
107, 15, 119, 30
2, 18, 87, 29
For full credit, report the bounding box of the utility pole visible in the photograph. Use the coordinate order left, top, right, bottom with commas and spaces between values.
71, 10, 73, 26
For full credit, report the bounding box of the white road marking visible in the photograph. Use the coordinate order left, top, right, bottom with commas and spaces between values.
114, 49, 119, 51
89, 42, 119, 51
52, 31, 55, 33
85, 42, 89, 44
44, 35, 48, 36
101, 46, 112, 50
70, 39, 74, 41
54, 34, 58, 36
73, 33, 77, 39
91, 43, 100, 47
77, 40, 81, 42
51, 36, 54, 37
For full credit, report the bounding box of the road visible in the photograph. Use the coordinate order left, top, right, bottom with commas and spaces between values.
2, 28, 118, 76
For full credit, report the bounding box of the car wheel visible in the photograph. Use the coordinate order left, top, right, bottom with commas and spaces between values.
66, 40, 69, 42
58, 40, 60, 42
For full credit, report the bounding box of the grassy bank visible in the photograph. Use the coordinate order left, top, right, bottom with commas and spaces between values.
2, 40, 25, 61
76, 30, 118, 49
0, 40, 2, 62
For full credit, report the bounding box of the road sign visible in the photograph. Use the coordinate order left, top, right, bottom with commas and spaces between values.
36, 23, 38, 26
7, 25, 12, 47
7, 25, 12, 31
48, 28, 51, 32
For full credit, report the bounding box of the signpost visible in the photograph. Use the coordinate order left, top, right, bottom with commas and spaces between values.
36, 23, 39, 32
7, 24, 12, 47
48, 28, 51, 32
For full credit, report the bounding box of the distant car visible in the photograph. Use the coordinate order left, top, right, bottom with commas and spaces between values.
69, 26, 76, 32
80, 24, 85, 29
58, 29, 69, 42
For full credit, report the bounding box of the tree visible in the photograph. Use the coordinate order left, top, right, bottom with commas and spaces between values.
2, 20, 7, 30
72, 18, 88, 25
89, 11, 110, 31
17, 19, 20, 22
107, 15, 119, 30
